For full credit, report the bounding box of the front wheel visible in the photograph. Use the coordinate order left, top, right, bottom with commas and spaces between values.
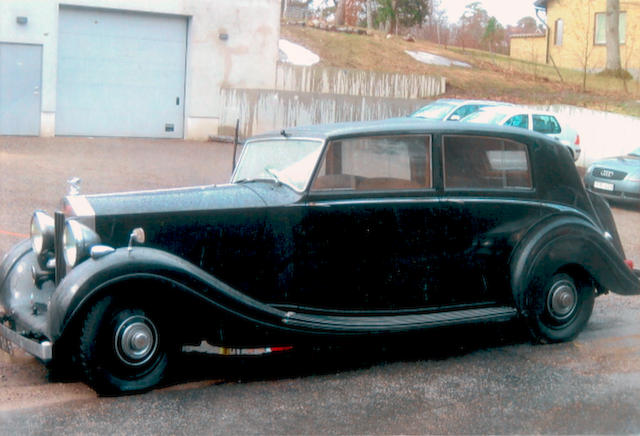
524, 272, 595, 343
78, 296, 171, 395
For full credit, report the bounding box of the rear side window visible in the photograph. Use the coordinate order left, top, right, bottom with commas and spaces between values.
443, 136, 532, 190
504, 114, 529, 129
532, 114, 561, 134
311, 135, 431, 191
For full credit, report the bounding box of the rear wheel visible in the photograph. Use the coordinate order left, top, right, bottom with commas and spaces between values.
524, 272, 595, 343
79, 296, 171, 395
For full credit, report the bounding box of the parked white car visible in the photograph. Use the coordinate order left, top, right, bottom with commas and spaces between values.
462, 106, 581, 161
410, 98, 512, 122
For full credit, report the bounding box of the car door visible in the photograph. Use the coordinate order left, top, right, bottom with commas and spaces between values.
275, 134, 446, 312
532, 114, 562, 140
439, 134, 541, 306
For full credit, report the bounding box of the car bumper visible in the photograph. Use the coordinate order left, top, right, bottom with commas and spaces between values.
0, 240, 55, 362
584, 177, 640, 203
573, 148, 581, 161
0, 321, 52, 361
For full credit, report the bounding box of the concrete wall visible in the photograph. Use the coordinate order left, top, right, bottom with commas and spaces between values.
509, 35, 547, 65
531, 104, 640, 167
275, 63, 446, 99
0, 0, 280, 139
219, 88, 428, 138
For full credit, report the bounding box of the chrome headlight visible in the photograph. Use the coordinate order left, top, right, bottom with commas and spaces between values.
63, 220, 101, 267
30, 211, 55, 255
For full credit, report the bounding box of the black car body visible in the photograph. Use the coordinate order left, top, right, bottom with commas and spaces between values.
1, 119, 639, 395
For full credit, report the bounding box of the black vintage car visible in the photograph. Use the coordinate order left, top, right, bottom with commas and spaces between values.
1, 120, 639, 395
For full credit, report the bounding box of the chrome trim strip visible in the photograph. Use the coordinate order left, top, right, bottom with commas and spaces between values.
0, 322, 52, 362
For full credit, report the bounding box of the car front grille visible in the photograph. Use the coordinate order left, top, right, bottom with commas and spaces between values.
592, 167, 627, 180
54, 211, 66, 284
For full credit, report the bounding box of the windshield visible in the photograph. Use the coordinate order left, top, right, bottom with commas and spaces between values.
231, 138, 325, 191
410, 102, 455, 120
462, 110, 508, 124
630, 147, 640, 157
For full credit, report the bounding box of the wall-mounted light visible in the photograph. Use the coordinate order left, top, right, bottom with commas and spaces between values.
16, 16, 28, 25
219, 33, 229, 41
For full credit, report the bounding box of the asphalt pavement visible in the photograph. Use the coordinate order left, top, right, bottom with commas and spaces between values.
1, 136, 639, 435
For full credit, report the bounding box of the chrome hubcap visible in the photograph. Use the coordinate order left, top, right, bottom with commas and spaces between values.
115, 315, 158, 366
547, 280, 578, 321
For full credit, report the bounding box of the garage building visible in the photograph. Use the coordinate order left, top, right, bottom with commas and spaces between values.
0, 0, 280, 139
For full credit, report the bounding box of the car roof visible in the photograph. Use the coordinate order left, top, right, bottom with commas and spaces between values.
472, 105, 558, 117
429, 98, 514, 106
250, 118, 553, 143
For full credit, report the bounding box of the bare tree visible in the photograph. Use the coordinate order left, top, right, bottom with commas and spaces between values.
605, 0, 623, 75
516, 16, 538, 34
335, 0, 346, 25
366, 0, 374, 29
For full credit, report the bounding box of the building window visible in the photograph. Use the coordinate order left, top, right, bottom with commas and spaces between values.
554, 19, 563, 46
595, 11, 626, 45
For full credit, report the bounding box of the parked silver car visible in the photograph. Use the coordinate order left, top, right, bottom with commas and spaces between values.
584, 147, 640, 204
410, 98, 511, 122
461, 106, 581, 161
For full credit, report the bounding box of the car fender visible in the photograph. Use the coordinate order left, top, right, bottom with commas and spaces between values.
510, 215, 640, 313
47, 247, 291, 342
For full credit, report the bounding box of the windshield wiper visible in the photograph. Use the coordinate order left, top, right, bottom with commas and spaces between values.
234, 169, 295, 190
264, 167, 282, 185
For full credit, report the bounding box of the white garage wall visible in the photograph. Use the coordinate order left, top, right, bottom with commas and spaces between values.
0, 0, 280, 139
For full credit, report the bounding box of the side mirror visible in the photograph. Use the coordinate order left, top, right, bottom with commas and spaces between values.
128, 227, 146, 253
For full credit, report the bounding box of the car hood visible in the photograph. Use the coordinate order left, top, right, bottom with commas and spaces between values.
66, 182, 300, 221
591, 155, 640, 171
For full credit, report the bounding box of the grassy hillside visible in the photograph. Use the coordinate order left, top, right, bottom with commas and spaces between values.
281, 24, 640, 117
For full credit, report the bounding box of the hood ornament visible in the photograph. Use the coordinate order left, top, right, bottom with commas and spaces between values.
67, 177, 81, 195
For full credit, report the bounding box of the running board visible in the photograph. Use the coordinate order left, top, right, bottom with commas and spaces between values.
281, 306, 518, 333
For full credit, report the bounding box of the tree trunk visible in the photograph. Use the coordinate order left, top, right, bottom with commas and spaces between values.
392, 0, 398, 35
605, 0, 622, 72
366, 0, 373, 29
335, 0, 346, 26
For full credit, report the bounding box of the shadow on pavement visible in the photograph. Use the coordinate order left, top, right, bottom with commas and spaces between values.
170, 320, 531, 388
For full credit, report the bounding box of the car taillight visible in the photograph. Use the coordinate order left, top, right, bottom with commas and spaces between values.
624, 259, 634, 270
575, 134, 580, 145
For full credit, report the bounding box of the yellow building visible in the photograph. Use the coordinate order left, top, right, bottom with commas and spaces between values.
511, 0, 640, 77
510, 33, 547, 65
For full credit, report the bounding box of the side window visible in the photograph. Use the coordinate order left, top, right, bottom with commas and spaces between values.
532, 114, 561, 134
504, 114, 529, 129
311, 135, 431, 191
443, 136, 532, 190
450, 104, 478, 120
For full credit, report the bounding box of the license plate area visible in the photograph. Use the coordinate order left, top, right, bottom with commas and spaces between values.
594, 181, 614, 191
